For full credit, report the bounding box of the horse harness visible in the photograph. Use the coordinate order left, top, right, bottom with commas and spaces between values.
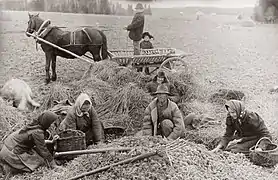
34, 19, 102, 48
66, 28, 95, 47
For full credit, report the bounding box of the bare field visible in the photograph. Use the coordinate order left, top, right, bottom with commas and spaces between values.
1, 9, 278, 179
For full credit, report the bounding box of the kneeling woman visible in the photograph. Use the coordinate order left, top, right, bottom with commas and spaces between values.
211, 100, 272, 154
0, 111, 59, 177
59, 93, 104, 146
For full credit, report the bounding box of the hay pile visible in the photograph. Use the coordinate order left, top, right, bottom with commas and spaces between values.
35, 60, 195, 135
40, 82, 74, 111
11, 136, 278, 180
0, 98, 28, 141
66, 61, 194, 133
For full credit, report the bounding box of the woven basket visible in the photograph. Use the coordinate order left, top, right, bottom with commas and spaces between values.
249, 137, 278, 167
56, 129, 86, 152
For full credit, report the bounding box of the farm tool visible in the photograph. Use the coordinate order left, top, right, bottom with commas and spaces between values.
54, 147, 133, 158
68, 138, 189, 180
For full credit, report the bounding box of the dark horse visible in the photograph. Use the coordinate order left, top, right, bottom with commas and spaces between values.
26, 13, 108, 84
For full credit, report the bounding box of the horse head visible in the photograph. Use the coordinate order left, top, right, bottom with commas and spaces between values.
26, 12, 43, 37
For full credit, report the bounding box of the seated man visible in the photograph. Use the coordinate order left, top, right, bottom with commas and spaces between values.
145, 70, 180, 103
142, 84, 185, 140
211, 100, 272, 154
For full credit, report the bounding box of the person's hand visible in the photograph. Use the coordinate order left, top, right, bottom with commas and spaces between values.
210, 144, 223, 153
229, 138, 242, 146
210, 147, 220, 153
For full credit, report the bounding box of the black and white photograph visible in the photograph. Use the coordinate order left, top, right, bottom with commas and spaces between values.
0, 0, 278, 179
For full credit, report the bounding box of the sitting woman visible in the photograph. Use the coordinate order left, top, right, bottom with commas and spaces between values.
59, 93, 104, 146
211, 100, 272, 154
0, 111, 59, 178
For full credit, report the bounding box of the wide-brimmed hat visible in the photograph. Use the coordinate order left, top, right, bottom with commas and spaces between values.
153, 84, 170, 95
135, 3, 144, 10
142, 32, 154, 39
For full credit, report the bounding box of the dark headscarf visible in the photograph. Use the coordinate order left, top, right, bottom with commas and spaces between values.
225, 100, 246, 119
19, 111, 58, 134
153, 70, 169, 83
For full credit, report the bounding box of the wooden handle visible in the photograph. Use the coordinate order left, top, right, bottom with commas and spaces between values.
68, 151, 157, 180
54, 147, 133, 157
254, 137, 272, 149
25, 32, 93, 64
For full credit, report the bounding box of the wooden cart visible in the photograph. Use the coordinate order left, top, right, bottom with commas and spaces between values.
108, 48, 192, 74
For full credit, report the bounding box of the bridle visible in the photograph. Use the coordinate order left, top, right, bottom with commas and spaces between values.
27, 15, 51, 50
27, 16, 51, 37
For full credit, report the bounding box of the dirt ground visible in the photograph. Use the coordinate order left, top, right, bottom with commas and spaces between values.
0, 8, 278, 179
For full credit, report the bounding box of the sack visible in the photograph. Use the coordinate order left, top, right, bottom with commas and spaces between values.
249, 137, 278, 167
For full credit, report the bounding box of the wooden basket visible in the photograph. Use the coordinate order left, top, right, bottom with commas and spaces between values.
56, 129, 86, 152
249, 137, 278, 167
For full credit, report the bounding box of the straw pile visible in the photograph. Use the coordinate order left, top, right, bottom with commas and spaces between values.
96, 83, 152, 131
35, 60, 195, 136
0, 97, 28, 141
40, 82, 74, 111
11, 136, 278, 180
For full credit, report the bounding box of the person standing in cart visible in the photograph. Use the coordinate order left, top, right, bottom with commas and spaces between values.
124, 3, 145, 55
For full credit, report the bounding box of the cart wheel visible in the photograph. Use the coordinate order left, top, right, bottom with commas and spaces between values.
160, 57, 187, 73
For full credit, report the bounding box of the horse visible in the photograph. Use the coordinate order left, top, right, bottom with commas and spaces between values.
26, 13, 108, 84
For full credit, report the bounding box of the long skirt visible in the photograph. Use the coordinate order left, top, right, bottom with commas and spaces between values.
0, 144, 45, 173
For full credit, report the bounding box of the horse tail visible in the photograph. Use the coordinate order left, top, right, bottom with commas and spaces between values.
98, 30, 108, 60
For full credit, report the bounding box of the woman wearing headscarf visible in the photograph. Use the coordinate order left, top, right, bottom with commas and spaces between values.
0, 111, 59, 178
59, 93, 104, 146
211, 100, 272, 154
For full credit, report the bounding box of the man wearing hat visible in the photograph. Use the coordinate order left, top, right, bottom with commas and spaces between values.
142, 84, 185, 140
146, 70, 180, 103
124, 3, 145, 55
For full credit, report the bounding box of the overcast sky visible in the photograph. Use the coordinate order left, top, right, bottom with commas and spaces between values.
115, 0, 257, 8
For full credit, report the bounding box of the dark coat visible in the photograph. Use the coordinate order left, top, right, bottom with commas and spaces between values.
59, 106, 104, 145
220, 110, 272, 148
142, 98, 185, 140
127, 12, 145, 41
0, 128, 52, 172
140, 41, 153, 49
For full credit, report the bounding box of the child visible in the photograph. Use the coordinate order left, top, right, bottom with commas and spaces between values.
140, 32, 154, 49
139, 32, 154, 74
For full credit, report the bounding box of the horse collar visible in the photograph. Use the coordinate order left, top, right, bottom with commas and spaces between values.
35, 19, 51, 37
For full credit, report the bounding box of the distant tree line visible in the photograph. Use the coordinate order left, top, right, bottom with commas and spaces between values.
0, 0, 152, 16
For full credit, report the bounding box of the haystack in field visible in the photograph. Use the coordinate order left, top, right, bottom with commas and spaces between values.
166, 71, 196, 103
0, 98, 27, 141
72, 75, 113, 106
40, 82, 73, 111
12, 136, 278, 180
96, 83, 152, 123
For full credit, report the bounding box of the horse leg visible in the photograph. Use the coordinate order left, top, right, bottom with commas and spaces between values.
89, 46, 101, 62
51, 54, 57, 81
45, 53, 52, 84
